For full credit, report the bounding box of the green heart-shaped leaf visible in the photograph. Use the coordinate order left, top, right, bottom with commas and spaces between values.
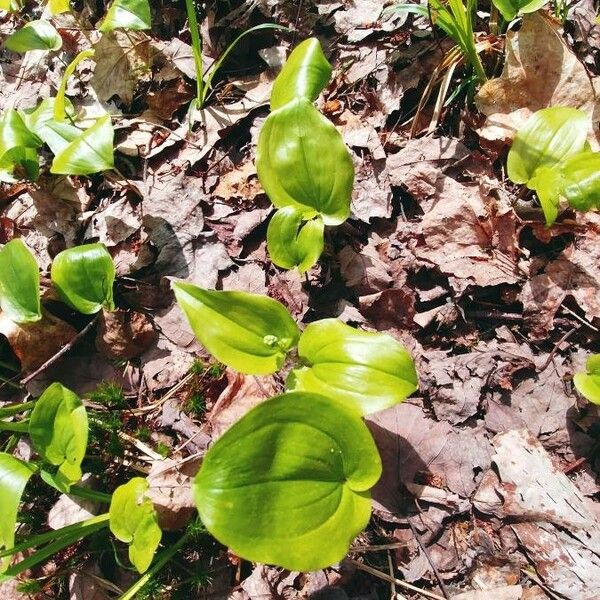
194, 391, 381, 571
270, 37, 332, 111
172, 281, 300, 374
0, 239, 41, 323
267, 207, 324, 273
490, 0, 548, 21
507, 107, 588, 186
29, 382, 88, 491
0, 453, 37, 573
574, 354, 600, 405
5, 20, 63, 53
51, 243, 115, 314
50, 114, 114, 175
288, 319, 418, 415
100, 0, 151, 32
257, 98, 354, 225
560, 151, 600, 212
109, 478, 162, 573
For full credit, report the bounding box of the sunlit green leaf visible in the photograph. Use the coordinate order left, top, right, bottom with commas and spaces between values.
194, 391, 381, 571
50, 115, 114, 175
507, 107, 588, 185
267, 207, 324, 272
0, 109, 41, 181
0, 239, 41, 323
109, 478, 162, 573
20, 98, 74, 145
270, 37, 332, 111
573, 354, 600, 405
51, 243, 115, 314
172, 280, 300, 375
48, 0, 70, 14
257, 98, 354, 225
0, 453, 37, 573
560, 151, 600, 212
288, 319, 418, 415
528, 165, 562, 226
491, 0, 548, 21
100, 0, 151, 32
29, 382, 87, 491
5, 20, 62, 53
0, 0, 22, 11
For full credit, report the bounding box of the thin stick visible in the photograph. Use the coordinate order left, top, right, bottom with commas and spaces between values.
21, 315, 100, 386
408, 511, 450, 599
349, 559, 446, 600
537, 325, 579, 373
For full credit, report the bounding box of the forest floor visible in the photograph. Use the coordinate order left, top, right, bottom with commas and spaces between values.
1, 0, 600, 598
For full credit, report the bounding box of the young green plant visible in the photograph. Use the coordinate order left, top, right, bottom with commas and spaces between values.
172, 279, 418, 570
257, 37, 354, 272
506, 107, 600, 225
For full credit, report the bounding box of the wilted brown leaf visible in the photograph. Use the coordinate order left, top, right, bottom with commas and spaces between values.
476, 12, 599, 142
0, 311, 76, 373
95, 309, 157, 360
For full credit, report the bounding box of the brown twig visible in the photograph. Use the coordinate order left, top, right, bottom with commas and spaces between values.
349, 559, 446, 600
20, 314, 100, 386
408, 506, 451, 599
537, 325, 580, 373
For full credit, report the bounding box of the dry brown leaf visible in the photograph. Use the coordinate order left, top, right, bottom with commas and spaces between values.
206, 369, 277, 439
412, 172, 519, 293
146, 457, 199, 530
95, 309, 157, 360
48, 493, 97, 530
451, 587, 523, 600
91, 31, 153, 104
520, 213, 600, 338
476, 12, 599, 143
0, 311, 76, 372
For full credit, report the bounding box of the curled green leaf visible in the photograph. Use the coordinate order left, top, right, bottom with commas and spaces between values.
54, 49, 95, 122
100, 0, 151, 32
267, 207, 324, 273
172, 280, 300, 375
50, 114, 115, 175
0, 109, 41, 181
560, 152, 600, 212
194, 391, 382, 571
270, 37, 332, 111
0, 239, 41, 323
257, 98, 354, 225
0, 453, 37, 573
507, 107, 588, 186
289, 319, 418, 415
51, 243, 116, 314
29, 382, 88, 491
109, 478, 162, 573
5, 20, 62, 53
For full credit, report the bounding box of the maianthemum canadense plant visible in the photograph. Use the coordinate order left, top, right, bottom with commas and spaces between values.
171, 279, 419, 570
506, 106, 600, 226
0, 239, 115, 323
0, 382, 162, 584
256, 38, 354, 273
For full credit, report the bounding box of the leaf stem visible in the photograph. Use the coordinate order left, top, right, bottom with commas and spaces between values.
0, 420, 29, 433
68, 485, 112, 504
0, 400, 34, 419
184, 0, 204, 108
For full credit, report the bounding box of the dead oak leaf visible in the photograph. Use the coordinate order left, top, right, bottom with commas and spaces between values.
413, 172, 519, 293
520, 212, 600, 339
476, 12, 599, 143
91, 31, 153, 104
